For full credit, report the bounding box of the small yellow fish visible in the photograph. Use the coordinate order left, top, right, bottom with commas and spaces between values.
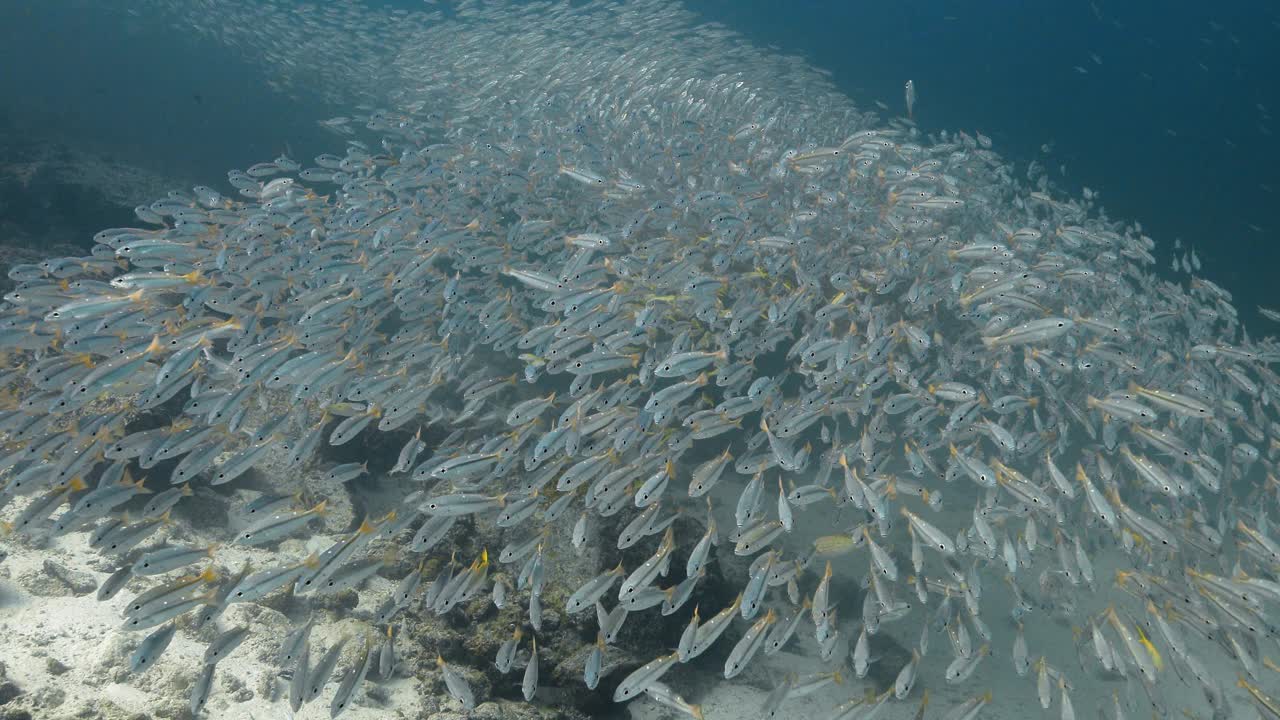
1239, 677, 1280, 720
1135, 625, 1165, 671
813, 534, 855, 557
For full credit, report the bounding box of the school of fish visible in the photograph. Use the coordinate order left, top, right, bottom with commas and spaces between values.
5, 1, 1280, 718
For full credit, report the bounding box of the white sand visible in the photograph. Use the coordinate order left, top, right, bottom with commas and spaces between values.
0, 519, 432, 720
1, 473, 1271, 720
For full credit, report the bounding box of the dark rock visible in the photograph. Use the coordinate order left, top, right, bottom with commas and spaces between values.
41, 559, 97, 596
866, 630, 914, 689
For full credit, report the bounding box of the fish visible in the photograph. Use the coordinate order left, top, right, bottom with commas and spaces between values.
331, 636, 374, 718
940, 691, 992, 720
129, 622, 177, 673
495, 627, 522, 674
901, 507, 956, 555
1058, 677, 1075, 720
566, 563, 625, 614
189, 663, 216, 716
812, 561, 834, 626
687, 595, 743, 660
202, 625, 248, 665
235, 502, 327, 546
583, 635, 606, 690
723, 608, 776, 678
853, 625, 872, 678
123, 589, 216, 631
278, 618, 314, 668
96, 565, 135, 602
437, 655, 475, 709
227, 554, 319, 602
1239, 676, 1280, 720
131, 543, 218, 576
644, 681, 704, 720
378, 624, 400, 680
981, 317, 1075, 348
2, 3, 1278, 719
289, 639, 310, 713
1012, 622, 1029, 676
613, 651, 680, 702
895, 649, 921, 698
522, 638, 539, 701
305, 636, 349, 703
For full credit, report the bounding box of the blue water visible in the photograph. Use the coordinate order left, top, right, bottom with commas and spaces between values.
2, 0, 1277, 321
0, 2, 336, 182
685, 0, 1280, 325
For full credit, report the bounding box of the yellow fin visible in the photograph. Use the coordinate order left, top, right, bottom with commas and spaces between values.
1136, 625, 1164, 671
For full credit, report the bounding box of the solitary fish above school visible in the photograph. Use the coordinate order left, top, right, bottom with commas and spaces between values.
2, 0, 1279, 719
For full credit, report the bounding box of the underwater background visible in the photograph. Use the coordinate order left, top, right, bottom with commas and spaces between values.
0, 2, 1279, 720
